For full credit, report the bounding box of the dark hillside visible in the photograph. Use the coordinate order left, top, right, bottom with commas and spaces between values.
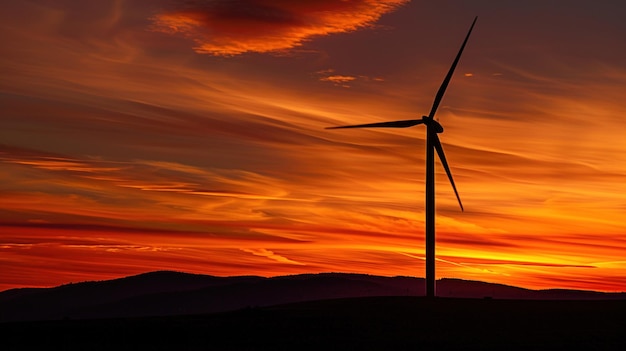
2, 296, 626, 350
1, 271, 624, 322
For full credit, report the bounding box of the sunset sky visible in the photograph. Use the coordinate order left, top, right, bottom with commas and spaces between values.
1, 0, 625, 292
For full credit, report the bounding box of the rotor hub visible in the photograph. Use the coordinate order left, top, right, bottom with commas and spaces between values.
422, 116, 444, 133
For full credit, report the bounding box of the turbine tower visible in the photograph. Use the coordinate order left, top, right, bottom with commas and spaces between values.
326, 17, 477, 298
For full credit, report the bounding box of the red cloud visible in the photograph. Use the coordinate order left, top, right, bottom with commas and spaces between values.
151, 0, 408, 55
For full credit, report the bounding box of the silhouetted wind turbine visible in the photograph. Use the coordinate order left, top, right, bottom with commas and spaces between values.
326, 17, 477, 298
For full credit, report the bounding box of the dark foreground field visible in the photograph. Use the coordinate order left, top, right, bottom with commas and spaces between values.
3, 296, 626, 350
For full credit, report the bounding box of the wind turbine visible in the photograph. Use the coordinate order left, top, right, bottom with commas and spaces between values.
326, 17, 477, 298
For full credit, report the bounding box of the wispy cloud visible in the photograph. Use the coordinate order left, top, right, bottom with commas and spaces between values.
241, 248, 306, 265
150, 0, 408, 55
320, 75, 357, 87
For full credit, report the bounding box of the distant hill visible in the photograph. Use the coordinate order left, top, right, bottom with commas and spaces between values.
1, 271, 624, 322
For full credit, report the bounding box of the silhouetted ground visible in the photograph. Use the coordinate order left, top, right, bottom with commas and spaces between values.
3, 296, 626, 350
4, 271, 624, 323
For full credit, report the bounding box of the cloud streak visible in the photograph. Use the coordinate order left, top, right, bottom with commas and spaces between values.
241, 248, 306, 265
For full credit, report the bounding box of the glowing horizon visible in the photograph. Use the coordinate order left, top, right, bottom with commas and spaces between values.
1, 0, 625, 292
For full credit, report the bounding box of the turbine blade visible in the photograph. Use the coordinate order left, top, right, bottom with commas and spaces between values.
433, 134, 464, 211
326, 119, 424, 129
427, 16, 477, 120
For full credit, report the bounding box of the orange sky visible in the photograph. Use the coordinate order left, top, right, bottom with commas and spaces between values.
1, 0, 625, 292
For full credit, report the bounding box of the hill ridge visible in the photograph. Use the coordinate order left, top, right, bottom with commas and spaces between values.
1, 271, 624, 322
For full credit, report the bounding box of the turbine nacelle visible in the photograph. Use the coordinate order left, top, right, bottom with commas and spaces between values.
423, 116, 444, 133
